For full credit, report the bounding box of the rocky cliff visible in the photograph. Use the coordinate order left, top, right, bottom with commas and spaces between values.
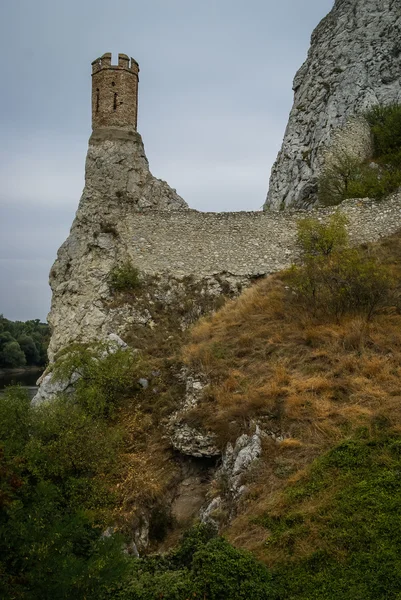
48, 124, 401, 360
265, 0, 401, 210
47, 129, 188, 360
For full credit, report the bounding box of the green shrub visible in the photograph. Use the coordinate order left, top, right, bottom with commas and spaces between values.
318, 103, 401, 205
318, 151, 401, 206
287, 214, 396, 320
297, 212, 349, 257
25, 398, 122, 507
318, 149, 365, 206
0, 387, 128, 600
109, 262, 141, 293
115, 524, 274, 600
365, 103, 401, 166
53, 343, 139, 417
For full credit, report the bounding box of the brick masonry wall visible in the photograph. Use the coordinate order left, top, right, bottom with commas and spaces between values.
92, 63, 139, 130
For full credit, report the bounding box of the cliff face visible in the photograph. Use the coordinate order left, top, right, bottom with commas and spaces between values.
47, 131, 401, 361
265, 0, 401, 210
47, 129, 188, 360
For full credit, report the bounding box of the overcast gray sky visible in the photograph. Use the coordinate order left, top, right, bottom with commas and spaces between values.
0, 0, 333, 322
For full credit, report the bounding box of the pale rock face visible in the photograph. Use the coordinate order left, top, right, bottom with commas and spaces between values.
168, 373, 220, 458
265, 0, 401, 210
47, 129, 187, 361
200, 427, 263, 525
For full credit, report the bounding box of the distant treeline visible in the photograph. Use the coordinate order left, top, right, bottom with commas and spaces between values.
0, 315, 49, 368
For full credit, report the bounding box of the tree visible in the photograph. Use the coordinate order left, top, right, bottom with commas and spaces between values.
1, 341, 26, 367
18, 334, 40, 365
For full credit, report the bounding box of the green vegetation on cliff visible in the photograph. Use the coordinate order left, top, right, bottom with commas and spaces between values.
318, 103, 401, 205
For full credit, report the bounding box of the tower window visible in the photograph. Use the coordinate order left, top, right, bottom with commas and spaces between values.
112, 81, 116, 87
96, 88, 100, 112
113, 92, 118, 111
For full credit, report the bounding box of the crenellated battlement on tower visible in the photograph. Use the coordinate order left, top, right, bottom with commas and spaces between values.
91, 52, 140, 132
91, 52, 139, 75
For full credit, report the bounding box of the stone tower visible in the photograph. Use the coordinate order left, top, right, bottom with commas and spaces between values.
91, 53, 140, 131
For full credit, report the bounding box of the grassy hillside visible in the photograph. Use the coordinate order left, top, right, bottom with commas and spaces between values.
3, 205, 401, 596
180, 220, 401, 597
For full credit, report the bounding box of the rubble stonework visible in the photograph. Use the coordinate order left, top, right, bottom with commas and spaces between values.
265, 0, 401, 210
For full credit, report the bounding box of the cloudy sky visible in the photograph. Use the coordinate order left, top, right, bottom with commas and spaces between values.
0, 0, 333, 322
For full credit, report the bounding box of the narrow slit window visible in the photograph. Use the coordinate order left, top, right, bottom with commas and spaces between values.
113, 92, 118, 111
96, 88, 100, 113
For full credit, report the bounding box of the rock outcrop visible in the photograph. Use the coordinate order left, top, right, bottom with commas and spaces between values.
265, 0, 401, 210
47, 129, 187, 360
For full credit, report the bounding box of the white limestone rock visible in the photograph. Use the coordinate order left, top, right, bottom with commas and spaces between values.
168, 373, 220, 458
221, 427, 262, 496
200, 426, 263, 525
31, 371, 80, 406
265, 0, 401, 210
47, 130, 188, 360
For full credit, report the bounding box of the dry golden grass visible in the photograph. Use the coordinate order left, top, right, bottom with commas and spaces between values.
182, 231, 401, 558
184, 276, 401, 447
111, 401, 181, 534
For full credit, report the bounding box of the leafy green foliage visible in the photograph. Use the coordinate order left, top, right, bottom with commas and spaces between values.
114, 525, 274, 600
318, 103, 401, 206
261, 436, 401, 599
0, 340, 26, 367
0, 315, 49, 368
53, 343, 139, 417
17, 334, 40, 365
296, 212, 349, 257
365, 103, 401, 167
287, 213, 397, 320
0, 386, 129, 599
109, 262, 141, 293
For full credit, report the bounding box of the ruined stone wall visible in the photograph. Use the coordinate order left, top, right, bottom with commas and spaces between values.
122, 195, 401, 278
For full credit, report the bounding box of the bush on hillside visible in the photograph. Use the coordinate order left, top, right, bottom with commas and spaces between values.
114, 524, 274, 600
287, 213, 396, 320
260, 436, 401, 600
296, 212, 349, 257
53, 342, 139, 417
365, 103, 401, 166
0, 386, 128, 600
318, 103, 401, 206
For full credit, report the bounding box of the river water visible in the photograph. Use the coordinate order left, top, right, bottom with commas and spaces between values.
0, 369, 43, 399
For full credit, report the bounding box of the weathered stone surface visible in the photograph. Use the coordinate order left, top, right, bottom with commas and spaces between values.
47, 130, 187, 360
171, 475, 210, 526
49, 184, 401, 360
168, 373, 220, 458
201, 426, 263, 525
32, 371, 80, 406
223, 428, 263, 494
265, 0, 401, 210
